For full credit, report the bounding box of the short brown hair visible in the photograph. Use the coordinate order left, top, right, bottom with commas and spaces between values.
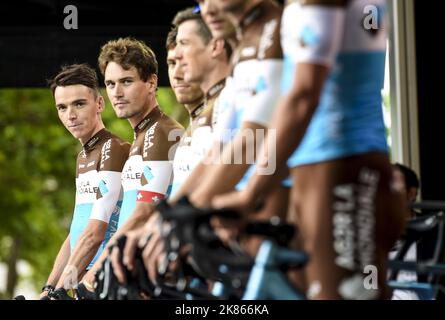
172, 7, 212, 45
48, 63, 99, 96
172, 7, 232, 60
166, 27, 178, 50
98, 37, 158, 81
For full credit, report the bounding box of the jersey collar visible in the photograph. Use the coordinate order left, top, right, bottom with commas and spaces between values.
190, 101, 206, 120
83, 128, 109, 153
133, 106, 162, 137
237, 1, 263, 36
205, 78, 226, 103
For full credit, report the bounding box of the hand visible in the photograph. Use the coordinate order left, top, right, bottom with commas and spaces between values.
139, 213, 168, 285
39, 290, 50, 299
212, 188, 256, 215
210, 216, 245, 246
189, 189, 211, 208
110, 245, 126, 284
81, 269, 96, 293
110, 228, 145, 284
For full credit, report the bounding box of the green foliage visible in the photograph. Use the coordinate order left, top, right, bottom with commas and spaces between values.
0, 89, 77, 291
0, 87, 186, 295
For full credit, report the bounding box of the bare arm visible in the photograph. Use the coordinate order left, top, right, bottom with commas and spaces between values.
81, 201, 155, 286
190, 121, 266, 207
214, 64, 329, 211
40, 235, 71, 297
55, 219, 108, 289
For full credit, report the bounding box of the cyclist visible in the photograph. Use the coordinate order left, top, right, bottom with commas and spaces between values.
41, 64, 130, 298
80, 38, 183, 291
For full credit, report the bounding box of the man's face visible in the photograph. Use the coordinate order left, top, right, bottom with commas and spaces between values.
104, 62, 153, 120
175, 20, 212, 84
213, 0, 246, 14
167, 48, 203, 105
54, 84, 103, 145
199, 0, 235, 39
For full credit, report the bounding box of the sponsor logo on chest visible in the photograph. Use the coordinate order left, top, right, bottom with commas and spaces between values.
143, 122, 158, 157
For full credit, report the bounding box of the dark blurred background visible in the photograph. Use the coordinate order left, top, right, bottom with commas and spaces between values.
0, 0, 196, 88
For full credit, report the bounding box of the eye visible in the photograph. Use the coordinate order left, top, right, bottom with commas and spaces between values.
106, 82, 115, 89
57, 105, 66, 111
124, 79, 133, 85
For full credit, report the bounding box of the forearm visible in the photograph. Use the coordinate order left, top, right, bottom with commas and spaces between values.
249, 90, 319, 199
82, 204, 154, 283
169, 161, 207, 204
45, 236, 71, 286
192, 162, 250, 206
56, 231, 104, 288
191, 128, 263, 207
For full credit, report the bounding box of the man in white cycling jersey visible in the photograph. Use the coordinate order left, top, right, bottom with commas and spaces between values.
80, 38, 183, 291
42, 64, 130, 298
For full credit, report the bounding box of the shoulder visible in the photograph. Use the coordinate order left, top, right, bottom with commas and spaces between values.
142, 114, 183, 161
99, 134, 131, 171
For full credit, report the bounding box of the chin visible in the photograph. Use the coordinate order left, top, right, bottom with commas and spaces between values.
177, 96, 189, 105
116, 112, 128, 119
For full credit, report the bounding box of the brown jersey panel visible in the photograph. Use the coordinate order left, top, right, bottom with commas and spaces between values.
98, 135, 131, 172
141, 111, 184, 162
234, 0, 283, 65
76, 129, 109, 176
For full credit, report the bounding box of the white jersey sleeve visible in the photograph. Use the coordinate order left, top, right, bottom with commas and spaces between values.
213, 76, 238, 144
89, 171, 123, 222
236, 59, 283, 127
282, 3, 346, 67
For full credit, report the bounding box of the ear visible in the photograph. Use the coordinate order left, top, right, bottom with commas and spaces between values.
97, 95, 105, 113
147, 74, 158, 91
211, 38, 226, 59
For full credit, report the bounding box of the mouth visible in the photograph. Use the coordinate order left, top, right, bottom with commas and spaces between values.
174, 84, 190, 90
114, 102, 128, 108
208, 19, 224, 30
175, 85, 191, 94
68, 123, 82, 129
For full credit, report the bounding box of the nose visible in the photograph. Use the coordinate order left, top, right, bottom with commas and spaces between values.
200, 0, 217, 16
67, 106, 77, 120
202, 0, 216, 16
174, 45, 183, 61
173, 61, 184, 81
112, 82, 124, 99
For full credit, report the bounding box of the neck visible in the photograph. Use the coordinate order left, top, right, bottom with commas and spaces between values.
231, 0, 262, 24
184, 98, 204, 115
80, 122, 105, 146
128, 96, 158, 129
226, 33, 238, 51
201, 62, 230, 95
